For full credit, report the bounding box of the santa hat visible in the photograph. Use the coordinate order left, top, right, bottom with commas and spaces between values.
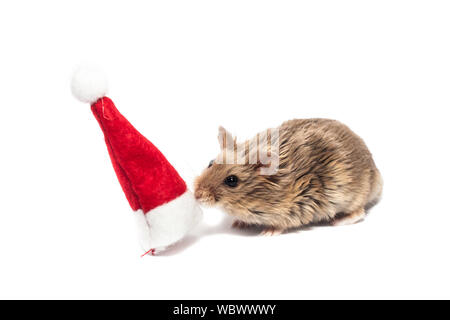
71, 67, 202, 255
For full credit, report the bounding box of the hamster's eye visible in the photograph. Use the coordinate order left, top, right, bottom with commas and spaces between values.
208, 159, 214, 168
224, 175, 238, 188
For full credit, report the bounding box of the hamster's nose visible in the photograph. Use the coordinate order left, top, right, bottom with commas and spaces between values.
194, 188, 215, 205
194, 189, 203, 200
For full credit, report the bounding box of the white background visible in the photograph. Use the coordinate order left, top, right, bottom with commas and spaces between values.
0, 1, 449, 299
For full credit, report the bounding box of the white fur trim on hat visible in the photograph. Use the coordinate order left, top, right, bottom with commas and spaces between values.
71, 66, 108, 104
134, 191, 203, 254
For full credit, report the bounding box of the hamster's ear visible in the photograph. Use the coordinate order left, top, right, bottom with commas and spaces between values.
250, 160, 275, 176
218, 126, 234, 150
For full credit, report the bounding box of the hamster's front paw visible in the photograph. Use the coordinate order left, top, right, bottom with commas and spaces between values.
232, 220, 251, 229
260, 227, 284, 236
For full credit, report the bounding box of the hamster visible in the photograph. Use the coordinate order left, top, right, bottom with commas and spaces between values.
194, 119, 383, 235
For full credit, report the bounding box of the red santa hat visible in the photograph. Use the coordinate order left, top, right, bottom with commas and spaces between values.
71, 67, 202, 255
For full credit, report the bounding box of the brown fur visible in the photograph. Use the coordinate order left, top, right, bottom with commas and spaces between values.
194, 119, 383, 231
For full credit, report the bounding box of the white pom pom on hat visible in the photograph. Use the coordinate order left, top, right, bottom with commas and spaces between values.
71, 66, 108, 104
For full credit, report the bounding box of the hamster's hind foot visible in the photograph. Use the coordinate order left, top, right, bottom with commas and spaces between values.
332, 208, 366, 226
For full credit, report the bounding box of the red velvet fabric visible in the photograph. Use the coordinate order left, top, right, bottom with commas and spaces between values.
91, 97, 187, 213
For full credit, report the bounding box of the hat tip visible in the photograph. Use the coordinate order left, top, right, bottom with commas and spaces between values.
71, 66, 108, 104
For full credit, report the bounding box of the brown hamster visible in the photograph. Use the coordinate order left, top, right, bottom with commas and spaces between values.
194, 119, 383, 235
